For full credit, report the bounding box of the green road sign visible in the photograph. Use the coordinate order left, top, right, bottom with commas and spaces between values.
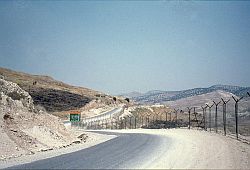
70, 114, 80, 122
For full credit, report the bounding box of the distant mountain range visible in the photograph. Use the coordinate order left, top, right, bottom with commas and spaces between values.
120, 85, 250, 104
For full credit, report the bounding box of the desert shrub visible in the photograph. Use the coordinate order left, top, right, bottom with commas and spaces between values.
7, 91, 25, 100
125, 98, 130, 103
35, 104, 47, 113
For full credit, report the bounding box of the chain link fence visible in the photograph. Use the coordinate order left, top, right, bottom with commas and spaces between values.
72, 92, 250, 142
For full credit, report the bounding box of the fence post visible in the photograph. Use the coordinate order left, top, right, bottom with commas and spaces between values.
120, 118, 123, 129
141, 116, 144, 127
105, 119, 108, 129
201, 105, 208, 131
160, 112, 164, 121
135, 116, 137, 129
187, 107, 193, 129
169, 111, 172, 122
147, 113, 151, 128
213, 101, 221, 133
174, 109, 179, 128
206, 104, 214, 132
124, 117, 127, 129
147, 116, 150, 128
129, 116, 132, 129
232, 96, 243, 139
193, 107, 199, 127
221, 98, 230, 136
111, 120, 113, 130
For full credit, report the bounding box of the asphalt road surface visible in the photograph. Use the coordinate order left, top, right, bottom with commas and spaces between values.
84, 107, 124, 123
8, 131, 171, 169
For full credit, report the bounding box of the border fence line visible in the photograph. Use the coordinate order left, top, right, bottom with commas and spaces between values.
72, 92, 250, 142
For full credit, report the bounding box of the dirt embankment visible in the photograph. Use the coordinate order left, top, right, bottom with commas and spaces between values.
0, 78, 88, 160
0, 67, 129, 119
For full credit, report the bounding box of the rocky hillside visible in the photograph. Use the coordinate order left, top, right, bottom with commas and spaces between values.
122, 85, 250, 104
0, 67, 127, 117
0, 78, 83, 160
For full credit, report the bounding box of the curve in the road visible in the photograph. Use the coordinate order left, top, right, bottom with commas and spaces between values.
8, 131, 172, 169
85, 107, 123, 123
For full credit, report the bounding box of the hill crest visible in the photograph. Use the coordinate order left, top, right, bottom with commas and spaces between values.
0, 67, 125, 114
121, 84, 250, 104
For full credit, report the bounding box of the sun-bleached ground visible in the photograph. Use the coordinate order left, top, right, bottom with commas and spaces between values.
104, 128, 250, 169
1, 128, 249, 169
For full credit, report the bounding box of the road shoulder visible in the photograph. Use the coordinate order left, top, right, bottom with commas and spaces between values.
0, 130, 116, 169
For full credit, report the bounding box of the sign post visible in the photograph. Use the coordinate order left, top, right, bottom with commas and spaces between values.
69, 110, 81, 128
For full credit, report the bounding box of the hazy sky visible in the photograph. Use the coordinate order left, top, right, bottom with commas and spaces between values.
0, 1, 250, 95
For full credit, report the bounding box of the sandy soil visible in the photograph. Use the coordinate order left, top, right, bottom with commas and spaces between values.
150, 129, 250, 169
105, 128, 250, 169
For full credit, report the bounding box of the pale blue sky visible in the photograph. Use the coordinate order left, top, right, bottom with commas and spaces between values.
0, 1, 250, 95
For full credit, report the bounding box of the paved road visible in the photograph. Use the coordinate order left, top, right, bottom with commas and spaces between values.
63, 107, 124, 127
84, 107, 124, 123
8, 131, 171, 169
